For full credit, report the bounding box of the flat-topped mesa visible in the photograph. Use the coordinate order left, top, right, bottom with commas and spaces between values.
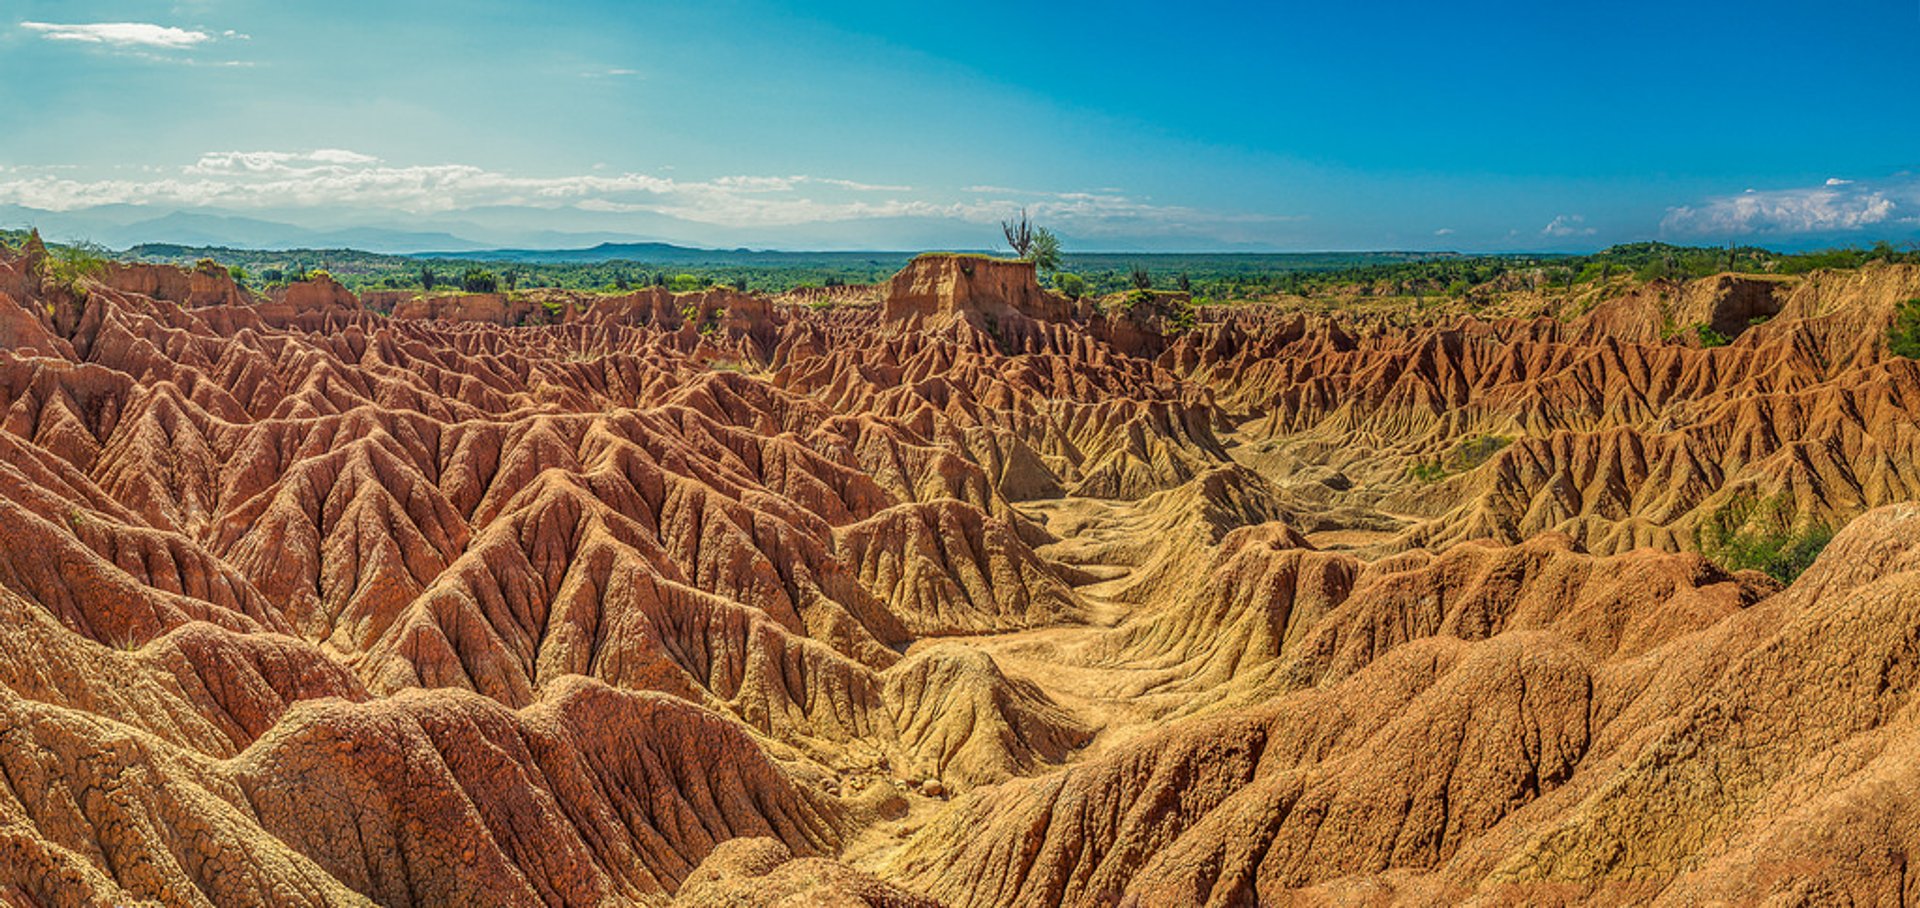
100, 260, 251, 308
582, 285, 776, 333
258, 273, 363, 327
390, 291, 539, 326
883, 253, 1072, 326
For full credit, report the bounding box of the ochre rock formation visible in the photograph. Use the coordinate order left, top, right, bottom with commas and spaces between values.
882, 255, 1072, 326
1, 244, 1919, 905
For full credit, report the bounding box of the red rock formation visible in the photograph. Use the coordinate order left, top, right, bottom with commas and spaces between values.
1, 244, 1919, 905
883, 254, 1072, 326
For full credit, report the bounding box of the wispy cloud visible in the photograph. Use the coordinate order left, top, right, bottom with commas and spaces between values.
1662, 176, 1911, 237
816, 178, 913, 192
1541, 214, 1596, 238
20, 21, 211, 48
0, 150, 1279, 240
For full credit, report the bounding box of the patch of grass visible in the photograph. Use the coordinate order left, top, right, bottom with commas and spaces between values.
1450, 433, 1512, 469
1406, 433, 1513, 483
1888, 298, 1920, 359
1695, 492, 1833, 584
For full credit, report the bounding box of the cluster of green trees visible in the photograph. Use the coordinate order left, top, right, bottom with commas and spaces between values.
11, 232, 1913, 305
115, 243, 907, 294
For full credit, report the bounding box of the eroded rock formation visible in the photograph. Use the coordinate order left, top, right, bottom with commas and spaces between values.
2, 246, 1919, 906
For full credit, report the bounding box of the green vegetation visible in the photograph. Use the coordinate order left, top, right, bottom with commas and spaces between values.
1001, 209, 1061, 272
460, 267, 499, 293
1027, 228, 1061, 273
1405, 431, 1505, 481
1406, 433, 1512, 483
1052, 272, 1088, 300
1693, 323, 1731, 347
1450, 433, 1513, 469
1102, 288, 1196, 333
46, 242, 109, 296
678, 303, 724, 335
1888, 298, 1920, 359
1695, 493, 1833, 584
83, 237, 1920, 308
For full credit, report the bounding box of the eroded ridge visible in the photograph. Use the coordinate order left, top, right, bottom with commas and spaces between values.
3, 240, 1919, 906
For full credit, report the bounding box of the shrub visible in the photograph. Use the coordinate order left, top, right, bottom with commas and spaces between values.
1052, 272, 1088, 300
46, 242, 108, 295
1695, 493, 1833, 584
1888, 298, 1920, 359
1693, 323, 1731, 347
1129, 264, 1152, 290
1165, 297, 1196, 333
1407, 460, 1447, 482
1027, 227, 1061, 273
461, 268, 499, 293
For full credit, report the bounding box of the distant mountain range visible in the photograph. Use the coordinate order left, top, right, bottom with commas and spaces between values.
0, 202, 1308, 256
417, 242, 976, 265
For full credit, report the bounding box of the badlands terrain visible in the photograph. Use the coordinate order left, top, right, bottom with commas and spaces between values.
3, 232, 1920, 906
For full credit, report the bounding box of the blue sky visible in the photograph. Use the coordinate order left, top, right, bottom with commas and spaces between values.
1, 0, 1917, 251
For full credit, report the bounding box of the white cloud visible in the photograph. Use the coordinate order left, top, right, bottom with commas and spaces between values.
307, 149, 379, 165
20, 21, 211, 48
816, 178, 913, 192
1541, 214, 1596, 238
186, 149, 381, 174
0, 151, 1278, 238
1662, 177, 1911, 237
1433, 227, 1455, 236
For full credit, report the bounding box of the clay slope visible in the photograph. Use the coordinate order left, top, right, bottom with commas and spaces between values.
2, 244, 1920, 906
